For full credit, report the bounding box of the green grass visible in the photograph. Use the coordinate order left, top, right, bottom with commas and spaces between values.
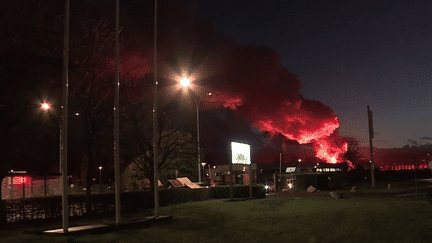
2, 194, 432, 242
335, 180, 432, 195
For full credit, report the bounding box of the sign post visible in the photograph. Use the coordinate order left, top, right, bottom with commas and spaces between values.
231, 142, 251, 200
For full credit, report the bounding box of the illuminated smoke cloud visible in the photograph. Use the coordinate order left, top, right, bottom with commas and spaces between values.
201, 46, 347, 163
102, 1, 349, 163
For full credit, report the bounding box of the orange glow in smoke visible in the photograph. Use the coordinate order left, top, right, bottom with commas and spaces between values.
205, 92, 348, 164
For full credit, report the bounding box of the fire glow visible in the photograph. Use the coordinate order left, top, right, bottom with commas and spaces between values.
168, 45, 349, 164
217, 97, 348, 164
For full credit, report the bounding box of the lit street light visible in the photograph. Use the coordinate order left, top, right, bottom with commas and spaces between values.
40, 102, 62, 173
180, 77, 211, 183
41, 102, 51, 111
201, 162, 206, 182
180, 77, 191, 88
297, 159, 301, 173
99, 166, 103, 186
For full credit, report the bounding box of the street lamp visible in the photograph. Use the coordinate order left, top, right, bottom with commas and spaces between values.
201, 162, 206, 182
297, 159, 301, 173
180, 77, 211, 183
315, 163, 319, 190
212, 165, 216, 181
40, 102, 62, 174
99, 166, 103, 186
180, 77, 191, 88
41, 102, 51, 111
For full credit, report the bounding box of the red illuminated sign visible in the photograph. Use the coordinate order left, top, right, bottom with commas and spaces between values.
12, 176, 30, 185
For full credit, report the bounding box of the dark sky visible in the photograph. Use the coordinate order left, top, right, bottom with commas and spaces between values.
196, 0, 432, 149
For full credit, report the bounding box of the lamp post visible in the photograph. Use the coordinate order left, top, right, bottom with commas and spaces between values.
180, 77, 211, 184
212, 165, 216, 181
297, 159, 301, 173
99, 166, 102, 186
201, 162, 206, 183
41, 102, 63, 175
315, 163, 319, 190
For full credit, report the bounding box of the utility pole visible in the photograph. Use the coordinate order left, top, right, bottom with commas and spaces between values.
368, 106, 375, 188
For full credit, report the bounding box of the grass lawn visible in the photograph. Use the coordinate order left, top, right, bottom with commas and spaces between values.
1, 191, 432, 243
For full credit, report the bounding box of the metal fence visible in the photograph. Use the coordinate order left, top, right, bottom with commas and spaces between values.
3, 195, 115, 224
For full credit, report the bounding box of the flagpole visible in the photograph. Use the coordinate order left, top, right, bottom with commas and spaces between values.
62, 0, 70, 233
413, 155, 418, 195
153, 0, 159, 217
368, 106, 375, 188
114, 0, 121, 224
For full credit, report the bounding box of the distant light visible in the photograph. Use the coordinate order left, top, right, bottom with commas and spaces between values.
9, 170, 27, 174
265, 185, 269, 190
99, 166, 102, 170
75, 113, 79, 116
180, 77, 191, 88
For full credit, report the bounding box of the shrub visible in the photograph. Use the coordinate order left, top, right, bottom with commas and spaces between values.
210, 185, 266, 199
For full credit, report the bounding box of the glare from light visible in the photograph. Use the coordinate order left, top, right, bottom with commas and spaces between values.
265, 185, 269, 190
180, 77, 191, 88
41, 102, 51, 111
288, 183, 293, 189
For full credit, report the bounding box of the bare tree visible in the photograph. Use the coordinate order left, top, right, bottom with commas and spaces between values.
120, 99, 196, 193
343, 137, 363, 168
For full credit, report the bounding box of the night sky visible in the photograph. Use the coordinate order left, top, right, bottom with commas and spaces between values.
197, 0, 432, 149
3, 0, 430, 171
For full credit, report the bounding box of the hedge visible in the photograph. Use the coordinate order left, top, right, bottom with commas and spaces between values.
209, 185, 266, 199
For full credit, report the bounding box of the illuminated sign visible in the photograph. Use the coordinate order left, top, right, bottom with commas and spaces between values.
231, 142, 251, 165
285, 167, 296, 173
12, 176, 30, 185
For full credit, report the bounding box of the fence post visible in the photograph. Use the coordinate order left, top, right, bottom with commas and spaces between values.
0, 175, 6, 226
